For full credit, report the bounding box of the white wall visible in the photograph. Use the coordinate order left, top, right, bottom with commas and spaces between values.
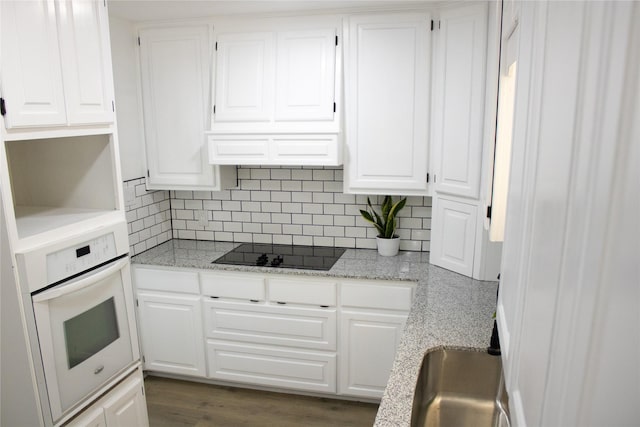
109, 14, 146, 181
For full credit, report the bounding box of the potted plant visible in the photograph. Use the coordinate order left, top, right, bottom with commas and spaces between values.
360, 196, 407, 256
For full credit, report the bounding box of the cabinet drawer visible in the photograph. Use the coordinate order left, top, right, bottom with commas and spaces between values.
133, 267, 199, 294
206, 341, 336, 394
268, 278, 336, 306
201, 272, 265, 301
203, 300, 336, 351
341, 281, 415, 311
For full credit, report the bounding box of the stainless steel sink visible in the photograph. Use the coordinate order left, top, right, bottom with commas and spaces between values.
411, 348, 510, 427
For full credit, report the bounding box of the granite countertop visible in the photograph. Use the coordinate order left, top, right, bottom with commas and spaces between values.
132, 239, 498, 426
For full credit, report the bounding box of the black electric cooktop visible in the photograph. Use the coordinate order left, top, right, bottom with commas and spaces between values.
212, 243, 346, 271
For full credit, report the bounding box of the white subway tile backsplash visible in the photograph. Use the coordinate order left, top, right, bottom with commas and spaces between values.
126, 167, 431, 255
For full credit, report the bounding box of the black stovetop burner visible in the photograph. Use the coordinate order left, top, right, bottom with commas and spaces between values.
212, 243, 346, 271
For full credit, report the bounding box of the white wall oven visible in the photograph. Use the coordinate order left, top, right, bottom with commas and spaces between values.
16, 220, 139, 423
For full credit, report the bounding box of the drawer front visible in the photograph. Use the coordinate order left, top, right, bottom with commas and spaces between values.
200, 272, 265, 301
268, 278, 336, 306
133, 267, 199, 294
341, 281, 415, 311
206, 341, 336, 393
203, 300, 336, 351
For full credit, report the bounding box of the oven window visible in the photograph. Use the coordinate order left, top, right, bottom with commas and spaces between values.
64, 297, 120, 369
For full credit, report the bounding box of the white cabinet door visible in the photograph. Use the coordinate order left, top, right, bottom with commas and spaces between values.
102, 372, 149, 427
344, 13, 431, 195
429, 196, 477, 276
431, 4, 488, 198
57, 0, 114, 125
139, 26, 222, 190
339, 310, 407, 399
213, 32, 274, 123
65, 406, 106, 427
0, 0, 67, 128
275, 29, 336, 121
136, 291, 206, 377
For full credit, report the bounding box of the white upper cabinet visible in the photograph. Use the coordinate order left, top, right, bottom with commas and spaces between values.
274, 29, 336, 122
431, 3, 488, 199
58, 0, 114, 125
139, 25, 236, 191
0, 0, 114, 134
208, 17, 341, 166
213, 32, 274, 123
343, 13, 431, 195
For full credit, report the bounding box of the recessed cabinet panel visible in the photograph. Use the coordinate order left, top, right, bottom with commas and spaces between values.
203, 300, 337, 350
214, 32, 274, 122
344, 14, 431, 194
0, 0, 67, 128
58, 0, 113, 125
339, 311, 407, 399
429, 197, 477, 276
137, 292, 206, 377
139, 26, 220, 190
275, 29, 336, 121
432, 4, 488, 198
207, 341, 337, 393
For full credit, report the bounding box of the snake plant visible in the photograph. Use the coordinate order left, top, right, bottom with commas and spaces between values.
360, 196, 407, 239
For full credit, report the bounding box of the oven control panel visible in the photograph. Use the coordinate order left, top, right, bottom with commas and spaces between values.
46, 233, 117, 284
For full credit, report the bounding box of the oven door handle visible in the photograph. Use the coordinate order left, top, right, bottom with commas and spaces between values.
32, 258, 129, 303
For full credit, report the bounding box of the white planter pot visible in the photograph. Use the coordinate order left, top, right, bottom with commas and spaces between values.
376, 236, 400, 256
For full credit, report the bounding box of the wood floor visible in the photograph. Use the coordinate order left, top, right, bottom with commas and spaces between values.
144, 376, 379, 427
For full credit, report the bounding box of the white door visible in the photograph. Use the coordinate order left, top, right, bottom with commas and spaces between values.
139, 26, 217, 190
137, 291, 206, 377
57, 0, 114, 125
429, 196, 477, 276
274, 29, 336, 121
431, 4, 488, 198
344, 14, 431, 195
103, 371, 149, 427
213, 32, 274, 123
0, 0, 67, 128
339, 310, 407, 399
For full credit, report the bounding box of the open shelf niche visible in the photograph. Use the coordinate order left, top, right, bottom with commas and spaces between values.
4, 134, 122, 246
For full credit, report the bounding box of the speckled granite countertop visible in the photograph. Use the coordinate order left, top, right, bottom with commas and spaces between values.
132, 239, 498, 427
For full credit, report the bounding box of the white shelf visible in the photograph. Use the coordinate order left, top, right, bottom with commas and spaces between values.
13, 207, 124, 252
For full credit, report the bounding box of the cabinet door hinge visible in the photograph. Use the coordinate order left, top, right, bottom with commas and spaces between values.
137, 36, 141, 46
335, 35, 338, 46
0, 98, 6, 116
486, 205, 492, 219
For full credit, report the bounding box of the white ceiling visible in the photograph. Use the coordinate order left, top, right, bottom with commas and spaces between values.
108, 0, 440, 22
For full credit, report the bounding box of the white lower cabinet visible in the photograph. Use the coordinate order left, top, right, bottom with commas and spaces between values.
133, 268, 206, 377
133, 266, 415, 400
338, 280, 413, 399
206, 341, 337, 393
203, 300, 337, 351
339, 311, 408, 399
66, 369, 148, 427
